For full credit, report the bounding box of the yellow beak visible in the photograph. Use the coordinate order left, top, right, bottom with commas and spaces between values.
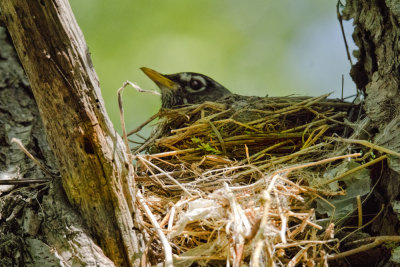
140, 67, 178, 91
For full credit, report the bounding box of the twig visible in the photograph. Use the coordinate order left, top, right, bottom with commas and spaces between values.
327, 236, 400, 260
318, 154, 387, 186
357, 195, 362, 227
336, 0, 353, 66
144, 148, 197, 158
275, 239, 337, 249
237, 140, 291, 164
117, 81, 138, 199
305, 107, 351, 127
339, 204, 385, 243
288, 209, 315, 239
232, 144, 353, 181
138, 156, 193, 196
270, 152, 361, 176
252, 172, 287, 266
341, 74, 344, 100
302, 125, 329, 149
208, 120, 226, 155
288, 244, 312, 267
251, 190, 273, 267
0, 178, 51, 185
117, 82, 130, 151
274, 188, 287, 244
215, 118, 261, 133
133, 130, 162, 154
11, 138, 54, 177
329, 137, 400, 157
137, 157, 166, 187
137, 190, 173, 267
125, 80, 160, 95
128, 111, 160, 136
282, 112, 346, 133
173, 255, 226, 261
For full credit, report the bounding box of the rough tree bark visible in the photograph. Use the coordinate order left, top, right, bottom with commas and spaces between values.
343, 0, 400, 266
0, 26, 118, 266
0, 1, 141, 266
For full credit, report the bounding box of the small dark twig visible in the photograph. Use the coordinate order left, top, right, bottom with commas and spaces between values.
133, 130, 162, 155
337, 0, 353, 66
327, 235, 400, 260
343, 94, 357, 100
128, 139, 144, 145
11, 138, 54, 177
0, 178, 50, 185
341, 74, 344, 101
128, 112, 160, 137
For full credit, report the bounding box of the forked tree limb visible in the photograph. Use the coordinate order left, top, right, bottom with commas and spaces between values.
0, 1, 140, 266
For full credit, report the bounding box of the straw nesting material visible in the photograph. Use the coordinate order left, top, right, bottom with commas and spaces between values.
133, 94, 366, 266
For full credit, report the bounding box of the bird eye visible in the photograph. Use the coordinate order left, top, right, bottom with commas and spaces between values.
190, 79, 204, 90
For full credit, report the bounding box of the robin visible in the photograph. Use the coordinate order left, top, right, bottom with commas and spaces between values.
141, 67, 232, 108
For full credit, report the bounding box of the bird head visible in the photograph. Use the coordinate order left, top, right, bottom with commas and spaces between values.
141, 67, 232, 108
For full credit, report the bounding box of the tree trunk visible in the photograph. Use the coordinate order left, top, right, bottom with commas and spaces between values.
0, 1, 141, 266
343, 0, 400, 265
0, 26, 117, 267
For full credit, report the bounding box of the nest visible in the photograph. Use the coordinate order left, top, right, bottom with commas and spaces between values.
131, 94, 380, 266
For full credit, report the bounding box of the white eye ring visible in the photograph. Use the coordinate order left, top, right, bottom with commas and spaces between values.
185, 75, 206, 93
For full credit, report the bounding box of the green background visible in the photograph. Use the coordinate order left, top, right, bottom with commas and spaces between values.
69, 0, 356, 135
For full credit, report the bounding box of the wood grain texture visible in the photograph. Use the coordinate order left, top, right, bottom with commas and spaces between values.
0, 1, 140, 266
344, 0, 400, 126
343, 1, 400, 265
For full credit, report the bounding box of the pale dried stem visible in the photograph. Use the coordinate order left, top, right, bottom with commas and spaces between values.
137, 190, 173, 267
11, 138, 54, 177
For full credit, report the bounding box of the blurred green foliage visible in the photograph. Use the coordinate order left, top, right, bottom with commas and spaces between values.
69, 0, 356, 134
